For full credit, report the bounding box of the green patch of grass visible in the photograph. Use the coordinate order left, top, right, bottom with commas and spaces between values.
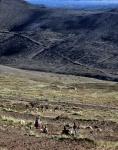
58, 134, 70, 140
74, 136, 97, 146
0, 148, 8, 150
60, 114, 69, 119
97, 140, 118, 149
28, 131, 35, 136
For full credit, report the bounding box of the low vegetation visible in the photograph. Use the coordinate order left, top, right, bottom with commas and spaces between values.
0, 67, 118, 149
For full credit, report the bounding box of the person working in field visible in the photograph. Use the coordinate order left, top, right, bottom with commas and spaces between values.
62, 125, 70, 135
35, 116, 41, 128
73, 122, 79, 135
43, 125, 48, 133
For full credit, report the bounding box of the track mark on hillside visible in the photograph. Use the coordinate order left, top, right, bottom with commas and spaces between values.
54, 51, 113, 78
54, 51, 88, 67
15, 33, 42, 46
29, 48, 44, 60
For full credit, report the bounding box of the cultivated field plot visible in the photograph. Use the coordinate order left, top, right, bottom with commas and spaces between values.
0, 66, 118, 150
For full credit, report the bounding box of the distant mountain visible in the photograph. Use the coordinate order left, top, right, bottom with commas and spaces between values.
43, 0, 118, 1
57, 0, 118, 1
0, 0, 118, 81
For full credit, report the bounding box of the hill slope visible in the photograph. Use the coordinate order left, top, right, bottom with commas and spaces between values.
0, 0, 118, 81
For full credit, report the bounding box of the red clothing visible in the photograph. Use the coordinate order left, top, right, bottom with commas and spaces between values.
73, 125, 78, 130
35, 123, 40, 128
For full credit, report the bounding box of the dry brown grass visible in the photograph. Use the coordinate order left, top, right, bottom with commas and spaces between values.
0, 66, 118, 149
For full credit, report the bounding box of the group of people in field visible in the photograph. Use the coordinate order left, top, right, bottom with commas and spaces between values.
34, 116, 79, 135
62, 122, 79, 135
34, 116, 48, 133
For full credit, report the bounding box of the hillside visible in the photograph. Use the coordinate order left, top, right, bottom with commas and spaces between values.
0, 65, 118, 150
0, 0, 118, 81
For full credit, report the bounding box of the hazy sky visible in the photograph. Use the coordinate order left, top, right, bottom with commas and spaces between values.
27, 0, 118, 1
26, 0, 118, 2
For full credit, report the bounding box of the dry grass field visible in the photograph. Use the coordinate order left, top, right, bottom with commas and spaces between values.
0, 65, 118, 150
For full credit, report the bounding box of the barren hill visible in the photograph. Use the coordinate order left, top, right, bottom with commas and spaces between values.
0, 0, 118, 81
